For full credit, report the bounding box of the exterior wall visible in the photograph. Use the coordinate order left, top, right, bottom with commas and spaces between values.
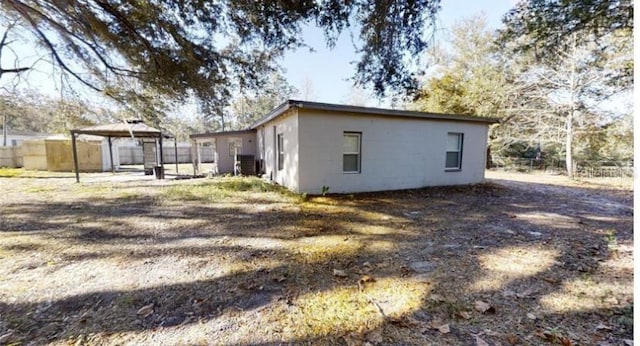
45, 139, 104, 172
194, 132, 257, 174
0, 146, 22, 167
297, 110, 489, 194
22, 140, 48, 170
258, 109, 299, 191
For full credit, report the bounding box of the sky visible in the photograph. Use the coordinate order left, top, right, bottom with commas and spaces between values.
1, 1, 518, 109
280, 0, 518, 105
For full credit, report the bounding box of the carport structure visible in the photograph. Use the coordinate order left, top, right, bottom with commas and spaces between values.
70, 121, 176, 182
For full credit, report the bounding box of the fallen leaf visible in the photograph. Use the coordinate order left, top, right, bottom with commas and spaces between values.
429, 294, 446, 302
526, 313, 536, 320
558, 336, 572, 346
474, 300, 495, 314
137, 303, 154, 318
0, 332, 13, 344
516, 288, 534, 298
595, 323, 612, 331
475, 335, 489, 346
437, 324, 450, 334
457, 311, 472, 320
274, 276, 287, 283
484, 329, 500, 337
506, 333, 520, 345
333, 269, 348, 278
623, 339, 633, 346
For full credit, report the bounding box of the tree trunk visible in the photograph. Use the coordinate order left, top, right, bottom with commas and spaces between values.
565, 35, 577, 179
565, 110, 574, 178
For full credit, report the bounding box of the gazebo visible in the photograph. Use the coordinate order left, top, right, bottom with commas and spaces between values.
70, 120, 176, 182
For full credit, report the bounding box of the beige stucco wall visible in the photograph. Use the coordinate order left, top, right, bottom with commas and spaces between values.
296, 110, 489, 194
0, 146, 22, 167
257, 109, 299, 191
22, 140, 48, 170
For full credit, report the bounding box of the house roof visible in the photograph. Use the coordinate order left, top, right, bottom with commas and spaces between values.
71, 121, 173, 138
1, 129, 54, 137
250, 100, 500, 129
190, 129, 256, 139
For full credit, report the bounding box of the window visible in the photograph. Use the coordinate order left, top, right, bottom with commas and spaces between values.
229, 137, 242, 157
445, 133, 463, 170
277, 133, 284, 170
343, 132, 361, 173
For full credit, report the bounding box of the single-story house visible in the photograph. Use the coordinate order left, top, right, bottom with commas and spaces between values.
191, 100, 498, 194
0, 129, 51, 147
190, 130, 257, 175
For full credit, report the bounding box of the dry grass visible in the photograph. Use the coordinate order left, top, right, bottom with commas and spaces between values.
0, 171, 633, 345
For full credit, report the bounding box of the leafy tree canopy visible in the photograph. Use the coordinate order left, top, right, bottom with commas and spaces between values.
500, 0, 633, 56
2, 0, 441, 117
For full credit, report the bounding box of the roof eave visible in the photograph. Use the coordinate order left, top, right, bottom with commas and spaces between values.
249, 100, 499, 127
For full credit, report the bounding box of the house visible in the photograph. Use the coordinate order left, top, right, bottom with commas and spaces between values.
191, 100, 498, 194
0, 129, 51, 147
190, 130, 257, 175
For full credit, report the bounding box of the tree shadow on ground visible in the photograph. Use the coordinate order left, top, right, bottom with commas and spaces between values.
0, 176, 633, 344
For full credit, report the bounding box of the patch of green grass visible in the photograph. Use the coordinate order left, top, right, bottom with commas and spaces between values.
161, 176, 299, 202
119, 191, 141, 200
0, 167, 24, 177
25, 186, 56, 193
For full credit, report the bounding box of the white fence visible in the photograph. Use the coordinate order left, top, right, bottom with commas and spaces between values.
117, 145, 214, 165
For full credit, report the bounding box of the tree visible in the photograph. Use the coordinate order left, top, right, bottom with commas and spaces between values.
296, 75, 317, 102
499, 0, 633, 177
0, 22, 30, 81
1, 0, 442, 118
412, 16, 510, 118
500, 0, 633, 58
341, 84, 371, 107
498, 29, 632, 177
228, 72, 297, 130
0, 90, 114, 134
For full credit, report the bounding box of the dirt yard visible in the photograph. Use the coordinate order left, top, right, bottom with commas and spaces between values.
0, 169, 633, 345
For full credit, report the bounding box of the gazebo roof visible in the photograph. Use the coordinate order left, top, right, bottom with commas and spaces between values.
71, 121, 172, 138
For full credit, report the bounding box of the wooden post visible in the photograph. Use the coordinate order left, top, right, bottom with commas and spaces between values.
195, 139, 201, 175
159, 135, 164, 179
108, 136, 114, 173
174, 138, 178, 174
71, 131, 80, 183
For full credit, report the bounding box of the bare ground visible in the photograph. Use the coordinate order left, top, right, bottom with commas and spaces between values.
0, 169, 633, 345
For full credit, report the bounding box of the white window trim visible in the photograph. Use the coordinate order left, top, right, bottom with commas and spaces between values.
343, 132, 361, 174
277, 133, 284, 171
445, 132, 463, 171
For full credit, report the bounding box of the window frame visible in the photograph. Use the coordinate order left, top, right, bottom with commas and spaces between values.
343, 132, 362, 174
277, 133, 284, 171
445, 132, 463, 171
